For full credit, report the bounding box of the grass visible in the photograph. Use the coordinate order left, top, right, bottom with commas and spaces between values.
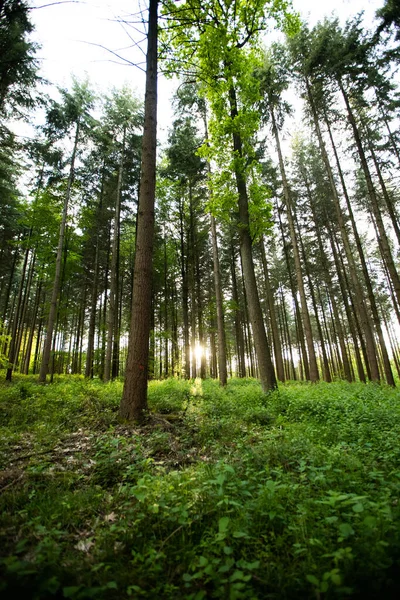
0, 375, 400, 598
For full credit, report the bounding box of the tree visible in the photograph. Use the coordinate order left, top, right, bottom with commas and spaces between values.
0, 0, 39, 116
161, 0, 299, 393
39, 78, 96, 383
120, 0, 158, 421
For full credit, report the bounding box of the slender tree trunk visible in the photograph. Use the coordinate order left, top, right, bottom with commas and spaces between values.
324, 111, 394, 384
211, 214, 227, 386
260, 238, 285, 381
328, 226, 366, 382
231, 247, 246, 378
228, 85, 277, 392
23, 279, 42, 374
178, 195, 191, 378
306, 79, 379, 381
105, 135, 125, 381
277, 208, 310, 380
270, 105, 319, 382
366, 131, 400, 245
120, 0, 158, 420
339, 79, 400, 309
6, 239, 31, 381
39, 119, 80, 383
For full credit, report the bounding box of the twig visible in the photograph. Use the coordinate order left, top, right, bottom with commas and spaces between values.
0, 473, 24, 493
159, 525, 184, 550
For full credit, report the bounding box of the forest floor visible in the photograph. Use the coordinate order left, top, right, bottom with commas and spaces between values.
0, 376, 400, 599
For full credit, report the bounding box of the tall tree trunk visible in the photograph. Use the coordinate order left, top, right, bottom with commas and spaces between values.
260, 238, 285, 381
23, 279, 42, 374
228, 85, 277, 392
39, 119, 80, 383
277, 208, 310, 380
270, 105, 319, 382
301, 167, 353, 382
211, 214, 227, 386
306, 79, 380, 382
339, 79, 400, 309
6, 239, 31, 381
105, 134, 125, 381
230, 247, 246, 378
120, 0, 158, 421
178, 195, 190, 378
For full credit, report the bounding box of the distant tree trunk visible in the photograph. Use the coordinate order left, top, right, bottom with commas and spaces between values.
328, 226, 366, 382
339, 79, 400, 310
39, 118, 80, 383
105, 135, 125, 381
189, 182, 197, 378
120, 0, 158, 421
211, 214, 227, 386
6, 239, 31, 381
306, 79, 379, 382
230, 248, 246, 378
270, 105, 318, 383
23, 279, 42, 374
279, 288, 296, 380
324, 107, 395, 386
301, 167, 353, 382
1, 246, 19, 327
178, 194, 190, 378
14, 248, 36, 373
163, 234, 170, 377
277, 208, 310, 380
366, 133, 400, 245
260, 238, 285, 381
196, 242, 206, 379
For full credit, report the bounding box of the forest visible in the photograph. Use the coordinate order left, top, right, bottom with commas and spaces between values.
1, 0, 400, 597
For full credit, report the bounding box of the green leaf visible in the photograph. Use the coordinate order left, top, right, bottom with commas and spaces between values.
352, 503, 364, 513
63, 587, 81, 598
339, 523, 354, 538
233, 531, 247, 538
363, 516, 377, 528
306, 574, 319, 586
218, 516, 230, 533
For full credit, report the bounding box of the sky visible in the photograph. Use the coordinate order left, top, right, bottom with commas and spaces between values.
28, 0, 385, 140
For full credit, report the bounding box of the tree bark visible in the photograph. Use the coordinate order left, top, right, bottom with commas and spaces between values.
228, 85, 277, 392
270, 105, 319, 382
39, 119, 80, 383
120, 0, 158, 421
211, 214, 227, 385
306, 79, 380, 382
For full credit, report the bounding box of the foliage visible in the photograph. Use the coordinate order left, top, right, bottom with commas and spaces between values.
0, 0, 39, 116
1, 377, 400, 598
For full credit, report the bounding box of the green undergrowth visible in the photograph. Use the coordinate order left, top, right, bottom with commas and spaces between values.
1, 375, 400, 599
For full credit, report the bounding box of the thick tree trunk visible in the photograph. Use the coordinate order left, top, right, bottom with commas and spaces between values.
120, 0, 158, 421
